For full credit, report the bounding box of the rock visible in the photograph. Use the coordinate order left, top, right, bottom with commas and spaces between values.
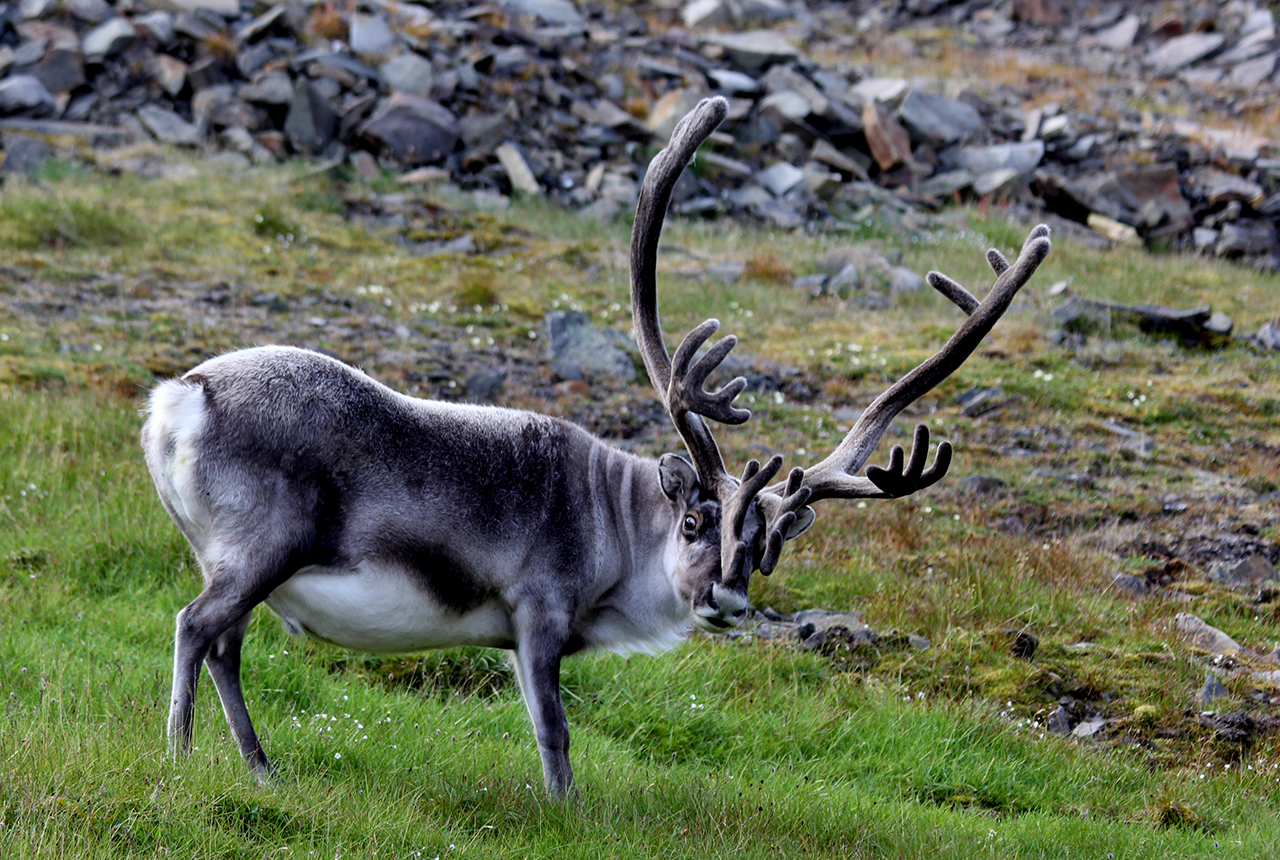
1147, 33, 1226, 75
1258, 322, 1280, 350
707, 68, 760, 95
1200, 674, 1230, 706
137, 104, 201, 145
888, 265, 924, 292
897, 89, 984, 147
239, 71, 292, 106
67, 0, 112, 24
1095, 14, 1140, 50
1212, 555, 1279, 592
134, 11, 176, 46
1174, 613, 1242, 656
1109, 573, 1149, 598
544, 311, 635, 382
849, 77, 908, 107
955, 386, 1006, 417
495, 142, 541, 196
1072, 716, 1106, 738
1011, 0, 1066, 26
1203, 312, 1233, 337
503, 0, 585, 28
917, 169, 973, 201
862, 100, 913, 171
380, 53, 434, 99
1047, 705, 1073, 735
1216, 220, 1279, 258
1087, 213, 1143, 246
150, 54, 188, 98
682, 0, 733, 29
972, 168, 1021, 198
464, 369, 505, 403
1230, 52, 1278, 87
1, 133, 53, 177
284, 79, 338, 154
995, 627, 1038, 660
148, 0, 240, 17
17, 0, 60, 20
349, 14, 398, 61
757, 160, 805, 196
82, 17, 137, 62
940, 140, 1044, 177
1194, 168, 1267, 209
959, 475, 1006, 495
0, 75, 57, 117
706, 260, 745, 284
702, 30, 800, 73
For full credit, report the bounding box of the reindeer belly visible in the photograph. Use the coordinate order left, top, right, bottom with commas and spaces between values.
264, 562, 515, 652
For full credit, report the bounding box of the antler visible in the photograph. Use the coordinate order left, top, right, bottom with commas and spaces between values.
631, 96, 745, 501
763, 225, 1052, 510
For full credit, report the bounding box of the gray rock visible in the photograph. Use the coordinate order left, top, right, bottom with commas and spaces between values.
150, 54, 188, 98
703, 30, 800, 72
792, 273, 828, 295
22, 45, 87, 95
1212, 555, 1279, 591
757, 90, 811, 124
134, 11, 176, 47
1147, 33, 1226, 75
1095, 14, 1140, 50
707, 68, 760, 94
137, 105, 201, 145
972, 168, 1021, 197
284, 78, 338, 154
1193, 227, 1220, 250
153, 0, 239, 17
380, 53, 434, 99
1200, 674, 1230, 707
862, 99, 913, 170
544, 311, 635, 382
464, 369, 505, 403
955, 386, 1007, 417
82, 18, 138, 62
706, 260, 746, 284
1, 133, 53, 177
234, 4, 287, 45
959, 475, 1006, 495
503, 0, 586, 28
848, 77, 908, 107
1047, 705, 1073, 735
1072, 716, 1106, 738
757, 160, 805, 196
682, 0, 733, 29
359, 94, 458, 165
349, 14, 398, 61
1109, 573, 1149, 598
917, 169, 973, 200
940, 140, 1044, 176
1174, 613, 1241, 656
897, 89, 984, 147
1258, 322, 1280, 350
16, 0, 59, 20
1216, 220, 1279, 258
240, 71, 293, 106
67, 0, 113, 25
0, 75, 56, 118
888, 265, 924, 293
1230, 52, 1278, 87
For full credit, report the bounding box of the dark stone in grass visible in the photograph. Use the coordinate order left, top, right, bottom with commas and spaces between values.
284, 78, 338, 155
1212, 555, 1279, 592
1200, 674, 1230, 707
1197, 709, 1256, 744
959, 474, 1006, 495
464, 368, 505, 403
1109, 572, 1149, 598
2, 133, 53, 177
995, 627, 1039, 660
1047, 704, 1073, 735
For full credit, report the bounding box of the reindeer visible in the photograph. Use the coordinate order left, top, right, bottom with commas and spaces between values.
141, 96, 1051, 796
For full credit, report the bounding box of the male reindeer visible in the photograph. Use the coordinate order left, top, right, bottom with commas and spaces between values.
142, 96, 1051, 796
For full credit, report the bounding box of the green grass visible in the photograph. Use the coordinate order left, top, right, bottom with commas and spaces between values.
2, 152, 1279, 857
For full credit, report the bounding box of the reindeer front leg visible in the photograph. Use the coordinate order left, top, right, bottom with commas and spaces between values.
511, 602, 574, 797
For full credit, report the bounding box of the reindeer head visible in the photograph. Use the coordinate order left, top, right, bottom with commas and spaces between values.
631, 97, 1053, 631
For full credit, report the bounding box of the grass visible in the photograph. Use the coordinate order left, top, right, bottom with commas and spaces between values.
1, 150, 1279, 857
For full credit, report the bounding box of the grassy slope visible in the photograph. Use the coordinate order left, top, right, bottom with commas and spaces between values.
0, 156, 1278, 858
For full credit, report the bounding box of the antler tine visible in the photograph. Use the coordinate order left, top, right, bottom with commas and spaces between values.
765, 224, 1052, 506
631, 96, 743, 499
720, 455, 784, 586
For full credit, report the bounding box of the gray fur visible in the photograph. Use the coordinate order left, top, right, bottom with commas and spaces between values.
143, 345, 741, 795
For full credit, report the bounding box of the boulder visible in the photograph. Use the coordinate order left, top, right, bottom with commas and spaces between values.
358, 93, 459, 165
284, 78, 338, 154
0, 75, 56, 117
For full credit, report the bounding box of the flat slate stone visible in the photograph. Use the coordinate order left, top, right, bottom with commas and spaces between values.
1147, 33, 1226, 75
284, 78, 338, 154
703, 30, 799, 72
137, 104, 201, 145
0, 75, 56, 117
380, 53, 434, 99
940, 140, 1044, 176
897, 89, 984, 147
359, 93, 459, 165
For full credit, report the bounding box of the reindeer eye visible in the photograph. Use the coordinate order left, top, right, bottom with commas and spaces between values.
682, 514, 698, 535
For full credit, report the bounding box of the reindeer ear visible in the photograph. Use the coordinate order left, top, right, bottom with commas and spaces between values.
785, 505, 816, 539
658, 453, 699, 506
